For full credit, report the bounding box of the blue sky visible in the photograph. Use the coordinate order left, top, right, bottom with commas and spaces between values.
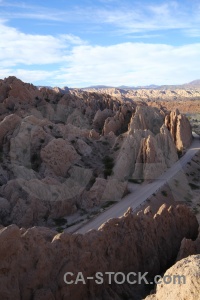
0, 0, 200, 87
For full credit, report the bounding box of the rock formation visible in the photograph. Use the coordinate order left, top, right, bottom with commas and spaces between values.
0, 204, 198, 300
145, 255, 200, 300
165, 109, 192, 151
128, 106, 164, 135
83, 86, 200, 113
0, 76, 193, 227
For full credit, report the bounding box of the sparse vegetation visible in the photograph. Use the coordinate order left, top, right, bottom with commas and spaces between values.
102, 200, 116, 209
174, 179, 179, 187
114, 145, 120, 151
31, 153, 41, 172
66, 219, 84, 228
56, 226, 64, 233
189, 183, 200, 190
177, 150, 182, 158
0, 148, 3, 163
104, 169, 113, 177
53, 218, 68, 226
128, 178, 144, 184
161, 190, 168, 197
193, 207, 199, 215
103, 156, 114, 178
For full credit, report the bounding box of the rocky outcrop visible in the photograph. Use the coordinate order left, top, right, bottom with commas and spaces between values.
165, 109, 192, 151
145, 255, 200, 300
0, 166, 93, 227
41, 139, 80, 177
0, 204, 198, 300
0, 76, 39, 105
176, 231, 200, 261
0, 77, 194, 228
93, 108, 114, 132
128, 106, 164, 135
84, 86, 200, 103
113, 124, 178, 181
0, 114, 21, 146
81, 178, 128, 208
132, 134, 167, 180
156, 125, 178, 167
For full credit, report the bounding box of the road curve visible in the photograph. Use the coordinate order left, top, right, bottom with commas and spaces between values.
75, 133, 200, 234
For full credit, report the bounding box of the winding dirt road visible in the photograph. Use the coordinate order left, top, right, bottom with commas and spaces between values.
75, 133, 200, 234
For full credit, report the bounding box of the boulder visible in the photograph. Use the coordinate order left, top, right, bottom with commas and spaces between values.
41, 138, 80, 177
145, 255, 200, 300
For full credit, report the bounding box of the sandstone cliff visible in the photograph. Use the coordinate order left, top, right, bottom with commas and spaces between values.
0, 204, 198, 300
145, 255, 200, 300
165, 109, 192, 151
0, 77, 193, 227
83, 87, 200, 114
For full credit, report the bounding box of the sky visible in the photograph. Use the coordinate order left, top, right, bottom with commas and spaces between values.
0, 0, 200, 87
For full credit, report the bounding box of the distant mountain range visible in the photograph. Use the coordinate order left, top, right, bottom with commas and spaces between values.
82, 80, 200, 90
37, 79, 200, 91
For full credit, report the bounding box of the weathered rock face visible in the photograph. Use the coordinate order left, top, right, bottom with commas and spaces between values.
156, 124, 178, 167
83, 86, 200, 113
128, 106, 164, 135
41, 139, 80, 177
165, 109, 192, 151
145, 255, 200, 300
113, 124, 178, 181
81, 178, 128, 208
132, 134, 167, 180
0, 76, 194, 228
0, 204, 198, 300
0, 166, 93, 227
0, 114, 21, 146
93, 108, 114, 132
176, 231, 200, 261
0, 76, 39, 106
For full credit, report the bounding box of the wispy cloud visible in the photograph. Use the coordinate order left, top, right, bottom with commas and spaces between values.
0, 0, 200, 36
0, 2, 200, 87
54, 42, 200, 87
0, 19, 86, 68
0, 68, 55, 83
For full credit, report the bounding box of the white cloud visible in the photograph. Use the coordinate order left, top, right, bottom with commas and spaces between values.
0, 17, 200, 87
0, 68, 55, 83
54, 42, 200, 87
0, 1, 200, 36
0, 20, 85, 67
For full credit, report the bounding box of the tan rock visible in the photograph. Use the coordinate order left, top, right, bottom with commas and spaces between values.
165, 109, 192, 151
0, 204, 198, 300
89, 129, 100, 139
128, 106, 164, 135
1, 166, 93, 226
93, 108, 114, 132
103, 111, 124, 135
0, 114, 21, 146
82, 178, 127, 207
133, 134, 167, 180
145, 255, 200, 300
113, 130, 149, 180
156, 124, 178, 167
76, 139, 92, 156
41, 138, 80, 177
176, 231, 200, 261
